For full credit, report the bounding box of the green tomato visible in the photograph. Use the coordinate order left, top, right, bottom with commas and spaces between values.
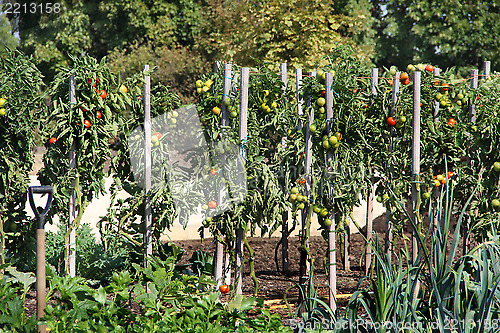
389, 66, 397, 76
494, 162, 500, 172
328, 136, 338, 146
320, 209, 329, 217
324, 218, 333, 226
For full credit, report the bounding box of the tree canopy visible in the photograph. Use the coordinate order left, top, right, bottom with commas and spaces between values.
2, 0, 500, 99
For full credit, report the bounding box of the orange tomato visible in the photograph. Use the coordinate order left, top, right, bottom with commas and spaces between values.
96, 90, 107, 99
219, 284, 230, 294
208, 200, 217, 209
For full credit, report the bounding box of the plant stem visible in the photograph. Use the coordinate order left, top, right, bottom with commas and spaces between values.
243, 230, 258, 296
0, 213, 5, 278
64, 174, 88, 275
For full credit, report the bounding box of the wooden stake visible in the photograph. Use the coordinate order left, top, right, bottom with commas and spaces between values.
464, 69, 479, 254
386, 72, 400, 261
432, 68, 440, 233
235, 67, 249, 295
280, 63, 290, 275
298, 69, 312, 312
214, 63, 232, 289
143, 65, 152, 269
412, 71, 422, 299
68, 74, 77, 277
365, 68, 378, 275
325, 72, 337, 312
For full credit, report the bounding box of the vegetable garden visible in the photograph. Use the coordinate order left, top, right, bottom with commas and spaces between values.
2, 45, 500, 332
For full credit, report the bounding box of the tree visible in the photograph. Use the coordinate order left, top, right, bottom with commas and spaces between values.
375, 0, 500, 74
0, 13, 18, 54
196, 0, 372, 70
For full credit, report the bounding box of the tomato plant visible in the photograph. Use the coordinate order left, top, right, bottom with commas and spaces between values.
39, 55, 133, 273
0, 50, 46, 270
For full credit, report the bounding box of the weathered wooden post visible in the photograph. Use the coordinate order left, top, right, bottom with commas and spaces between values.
143, 65, 153, 268
325, 72, 337, 312
365, 68, 378, 275
235, 67, 249, 295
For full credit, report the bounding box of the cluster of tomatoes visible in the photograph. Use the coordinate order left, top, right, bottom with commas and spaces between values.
224, 97, 240, 119
196, 79, 213, 96
386, 115, 407, 128
289, 185, 308, 211
259, 90, 278, 113
320, 131, 342, 150
431, 171, 455, 187
0, 97, 7, 116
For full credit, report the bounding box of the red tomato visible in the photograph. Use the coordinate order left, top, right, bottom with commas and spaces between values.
387, 117, 397, 126
154, 132, 162, 140
49, 137, 57, 144
96, 90, 107, 99
96, 111, 102, 119
208, 200, 217, 209
88, 77, 99, 88
425, 64, 434, 72
84, 120, 91, 128
219, 284, 230, 294
210, 168, 216, 176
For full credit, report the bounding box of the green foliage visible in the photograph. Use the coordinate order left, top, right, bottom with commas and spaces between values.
45, 223, 136, 285
197, 0, 366, 69
377, 1, 500, 75
0, 13, 18, 54
32, 255, 291, 332
0, 48, 45, 268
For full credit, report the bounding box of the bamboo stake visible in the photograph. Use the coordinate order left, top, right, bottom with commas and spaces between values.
325, 72, 337, 312
68, 74, 77, 277
235, 67, 249, 295
143, 65, 152, 268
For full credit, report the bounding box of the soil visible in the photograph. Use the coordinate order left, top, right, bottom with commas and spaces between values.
24, 230, 467, 326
